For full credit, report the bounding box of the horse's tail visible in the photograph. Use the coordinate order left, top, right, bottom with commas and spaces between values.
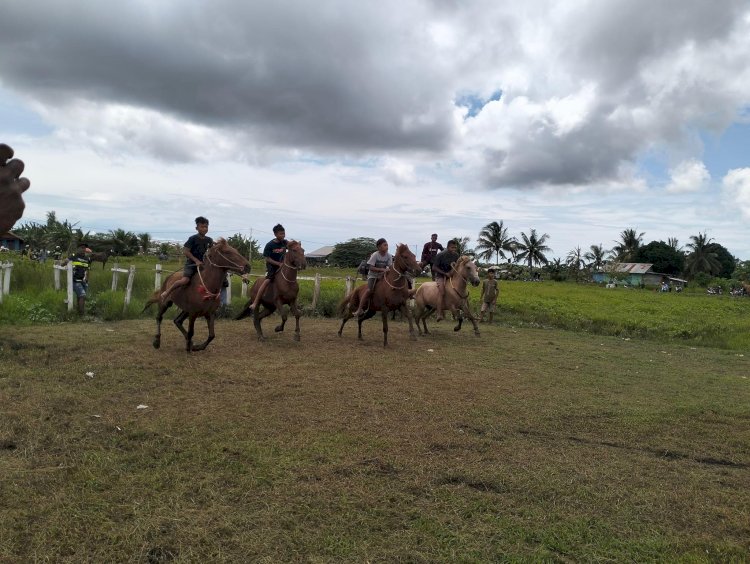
338, 290, 357, 316
142, 291, 160, 312
234, 300, 253, 320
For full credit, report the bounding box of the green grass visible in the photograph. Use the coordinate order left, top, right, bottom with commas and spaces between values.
1, 319, 748, 561
3, 256, 750, 350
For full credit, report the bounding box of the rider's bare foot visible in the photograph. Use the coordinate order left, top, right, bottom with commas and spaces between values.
435, 313, 444, 322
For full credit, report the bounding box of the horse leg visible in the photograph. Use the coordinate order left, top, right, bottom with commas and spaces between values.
290, 300, 302, 342
401, 303, 417, 340
462, 302, 480, 336
173, 310, 189, 339
274, 299, 287, 333
357, 309, 376, 340
153, 302, 171, 349
185, 314, 197, 352
381, 310, 389, 347
254, 305, 275, 341
191, 314, 215, 351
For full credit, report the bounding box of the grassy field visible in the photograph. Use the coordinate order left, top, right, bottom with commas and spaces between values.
1, 317, 748, 561
3, 255, 750, 351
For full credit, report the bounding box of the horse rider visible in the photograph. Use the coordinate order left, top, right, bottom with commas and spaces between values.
248, 223, 288, 312
431, 239, 459, 321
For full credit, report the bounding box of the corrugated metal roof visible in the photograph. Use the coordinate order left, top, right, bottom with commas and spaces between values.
306, 245, 335, 258
612, 262, 653, 274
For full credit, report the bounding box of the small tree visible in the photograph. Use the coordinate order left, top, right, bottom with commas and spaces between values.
515, 229, 551, 273
227, 233, 260, 259
476, 221, 516, 264
452, 236, 475, 257
328, 237, 378, 267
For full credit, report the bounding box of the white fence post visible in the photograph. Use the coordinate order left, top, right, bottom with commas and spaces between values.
54, 261, 61, 290
124, 265, 136, 309
240, 276, 248, 298
111, 263, 129, 291
154, 263, 162, 290
311, 273, 321, 312
1, 262, 12, 297
66, 263, 74, 311
225, 272, 232, 304
345, 275, 353, 297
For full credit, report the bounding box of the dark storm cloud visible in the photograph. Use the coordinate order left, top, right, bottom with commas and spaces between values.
0, 1, 455, 153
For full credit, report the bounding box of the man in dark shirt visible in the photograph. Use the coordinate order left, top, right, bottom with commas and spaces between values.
161, 216, 213, 302
61, 242, 92, 315
420, 233, 443, 280
248, 223, 288, 311
431, 239, 459, 321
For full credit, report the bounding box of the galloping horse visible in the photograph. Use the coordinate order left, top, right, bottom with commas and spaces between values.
235, 240, 306, 341
413, 255, 481, 336
144, 238, 249, 352
89, 249, 115, 269
338, 244, 421, 346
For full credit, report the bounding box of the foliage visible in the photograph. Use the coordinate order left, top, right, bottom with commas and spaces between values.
226, 233, 260, 260
734, 260, 750, 282
565, 246, 585, 281
515, 229, 551, 271
452, 235, 474, 257
108, 228, 140, 256
475, 220, 516, 264
634, 240, 685, 275
328, 237, 377, 267
706, 243, 735, 278
611, 228, 644, 262
584, 244, 608, 271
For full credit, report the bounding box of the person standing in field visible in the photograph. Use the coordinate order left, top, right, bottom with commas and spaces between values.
354, 238, 392, 317
479, 268, 499, 323
161, 216, 213, 302
420, 233, 444, 280
247, 223, 288, 312
61, 242, 92, 315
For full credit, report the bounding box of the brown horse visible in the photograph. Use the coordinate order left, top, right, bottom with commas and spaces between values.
144, 238, 249, 352
338, 243, 422, 346
90, 249, 115, 269
235, 240, 307, 341
413, 255, 481, 336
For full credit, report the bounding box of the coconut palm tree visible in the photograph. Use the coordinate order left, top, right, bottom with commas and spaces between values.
108, 228, 139, 256
452, 236, 475, 257
138, 232, 152, 255
667, 237, 681, 251
476, 221, 516, 265
515, 229, 551, 272
611, 228, 644, 262
584, 244, 608, 271
566, 246, 585, 281
685, 232, 721, 277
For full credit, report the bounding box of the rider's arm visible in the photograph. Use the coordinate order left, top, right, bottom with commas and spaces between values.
184, 246, 201, 265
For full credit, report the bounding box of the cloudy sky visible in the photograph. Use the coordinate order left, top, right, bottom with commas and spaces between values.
2, 0, 749, 259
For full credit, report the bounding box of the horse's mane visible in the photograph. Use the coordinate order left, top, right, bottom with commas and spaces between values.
456, 255, 471, 266
395, 243, 410, 254
287, 240, 301, 251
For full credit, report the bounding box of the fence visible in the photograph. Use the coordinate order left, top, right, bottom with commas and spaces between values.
1, 260, 359, 314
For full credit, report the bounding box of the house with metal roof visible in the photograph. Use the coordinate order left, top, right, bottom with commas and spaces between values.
305, 245, 335, 264
0, 231, 24, 251
592, 263, 687, 288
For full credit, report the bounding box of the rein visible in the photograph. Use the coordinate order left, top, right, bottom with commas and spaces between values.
279, 253, 302, 283
448, 262, 470, 299
381, 260, 409, 290
197, 247, 248, 301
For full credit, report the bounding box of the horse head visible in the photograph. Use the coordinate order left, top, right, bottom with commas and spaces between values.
394, 243, 421, 277
454, 255, 481, 287
206, 238, 250, 274
285, 240, 307, 270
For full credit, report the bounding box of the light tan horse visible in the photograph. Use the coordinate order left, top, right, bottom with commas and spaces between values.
144, 238, 250, 352
235, 240, 306, 341
413, 255, 481, 336
338, 243, 422, 346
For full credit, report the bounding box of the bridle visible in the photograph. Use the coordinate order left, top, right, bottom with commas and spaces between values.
279, 251, 303, 283
381, 255, 412, 290
448, 260, 473, 299
197, 246, 249, 300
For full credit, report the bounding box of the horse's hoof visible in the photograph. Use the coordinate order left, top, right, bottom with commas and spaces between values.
257, 336, 266, 342
409, 334, 417, 341
274, 325, 283, 332
454, 326, 461, 332
152, 338, 160, 349
294, 333, 300, 342
474, 331, 481, 337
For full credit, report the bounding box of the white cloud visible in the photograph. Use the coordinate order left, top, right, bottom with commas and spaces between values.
722, 168, 750, 219
665, 160, 710, 193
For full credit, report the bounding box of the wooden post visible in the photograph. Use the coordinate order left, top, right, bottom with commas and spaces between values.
225, 272, 232, 304
0, 263, 6, 303
311, 273, 321, 312
54, 261, 61, 290
124, 265, 136, 309
1, 262, 12, 296
111, 264, 129, 291
66, 262, 74, 312
154, 263, 162, 290
345, 275, 353, 297
240, 276, 247, 298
